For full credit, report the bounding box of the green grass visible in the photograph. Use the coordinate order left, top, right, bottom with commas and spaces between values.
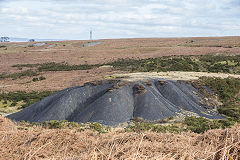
125, 116, 237, 134
191, 77, 240, 131
108, 54, 240, 74
11, 55, 240, 74
126, 122, 186, 133
37, 62, 100, 72
13, 62, 100, 72
218, 107, 240, 122
183, 117, 235, 133
19, 120, 109, 134
17, 116, 238, 134
199, 77, 240, 107
0, 70, 39, 80
12, 64, 40, 68
0, 91, 56, 109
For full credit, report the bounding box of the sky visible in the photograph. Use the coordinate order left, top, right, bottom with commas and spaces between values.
0, 0, 240, 40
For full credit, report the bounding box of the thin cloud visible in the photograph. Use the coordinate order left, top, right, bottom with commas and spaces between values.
0, 0, 239, 39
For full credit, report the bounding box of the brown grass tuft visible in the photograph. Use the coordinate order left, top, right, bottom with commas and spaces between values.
0, 116, 16, 132
0, 118, 240, 159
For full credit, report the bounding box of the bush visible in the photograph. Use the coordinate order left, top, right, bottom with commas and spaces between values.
127, 122, 154, 132
11, 55, 240, 74
12, 62, 100, 72
107, 55, 240, 74
199, 77, 240, 106
32, 78, 39, 82
32, 76, 46, 82
126, 122, 185, 133
218, 107, 240, 121
88, 122, 109, 133
0, 70, 39, 80
0, 91, 56, 109
183, 117, 235, 133
39, 76, 46, 81
10, 102, 17, 107
43, 120, 65, 129
37, 62, 100, 72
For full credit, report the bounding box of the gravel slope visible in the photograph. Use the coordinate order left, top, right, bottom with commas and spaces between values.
7, 79, 224, 125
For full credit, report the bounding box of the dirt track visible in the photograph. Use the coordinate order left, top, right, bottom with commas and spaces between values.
111, 72, 240, 81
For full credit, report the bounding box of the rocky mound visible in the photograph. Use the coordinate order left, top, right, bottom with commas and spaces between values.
7, 79, 224, 125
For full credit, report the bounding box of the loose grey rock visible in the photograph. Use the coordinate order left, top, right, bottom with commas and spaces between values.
7, 79, 224, 125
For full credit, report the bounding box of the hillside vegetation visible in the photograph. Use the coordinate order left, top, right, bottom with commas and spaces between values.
110, 54, 240, 74
1, 54, 239, 81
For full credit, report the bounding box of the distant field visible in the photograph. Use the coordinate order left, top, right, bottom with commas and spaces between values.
0, 36, 240, 92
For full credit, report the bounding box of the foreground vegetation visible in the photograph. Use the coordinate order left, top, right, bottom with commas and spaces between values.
126, 117, 236, 134
14, 115, 238, 134
1, 115, 240, 160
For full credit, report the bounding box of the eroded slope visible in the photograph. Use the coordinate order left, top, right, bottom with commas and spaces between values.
8, 79, 224, 125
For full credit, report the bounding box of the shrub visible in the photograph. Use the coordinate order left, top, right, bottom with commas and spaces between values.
39, 76, 46, 81
0, 70, 39, 80
168, 116, 174, 120
127, 122, 154, 132
199, 77, 240, 106
10, 102, 17, 107
37, 62, 99, 72
43, 120, 65, 129
0, 91, 56, 109
183, 117, 235, 133
88, 122, 109, 133
32, 76, 46, 82
10, 55, 240, 74
3, 100, 7, 105
32, 78, 39, 82
126, 122, 185, 133
107, 55, 240, 74
218, 107, 240, 121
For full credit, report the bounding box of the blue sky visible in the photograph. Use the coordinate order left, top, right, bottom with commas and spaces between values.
0, 0, 240, 40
